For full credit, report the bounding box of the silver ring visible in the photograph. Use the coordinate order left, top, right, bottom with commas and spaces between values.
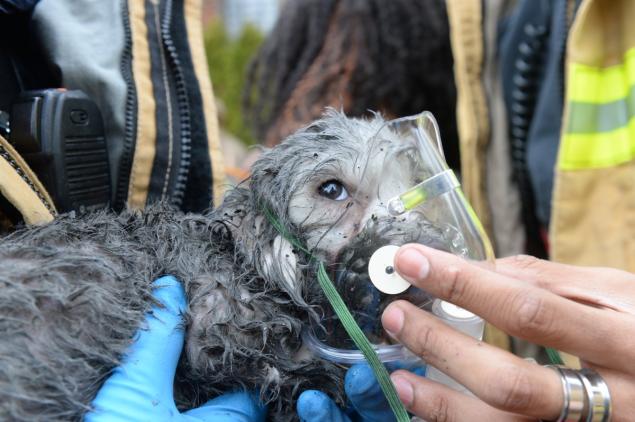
579, 368, 612, 422
546, 365, 587, 421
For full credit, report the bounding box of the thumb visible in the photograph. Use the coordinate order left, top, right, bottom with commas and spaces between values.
296, 390, 350, 422
345, 364, 396, 422
116, 275, 187, 394
87, 276, 187, 420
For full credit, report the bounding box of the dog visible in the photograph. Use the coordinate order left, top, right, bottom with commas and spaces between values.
0, 110, 449, 421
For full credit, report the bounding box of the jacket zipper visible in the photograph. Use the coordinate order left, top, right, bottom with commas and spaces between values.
160, 0, 191, 208
117, 0, 190, 209
151, 0, 176, 201
509, 17, 549, 257
114, 0, 138, 211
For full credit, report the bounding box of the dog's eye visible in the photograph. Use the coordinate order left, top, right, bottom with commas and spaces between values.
318, 180, 349, 201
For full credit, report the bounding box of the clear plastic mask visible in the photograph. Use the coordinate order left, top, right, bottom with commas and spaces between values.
304, 112, 494, 364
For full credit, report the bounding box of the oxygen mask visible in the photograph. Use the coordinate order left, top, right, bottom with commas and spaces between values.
302, 112, 494, 366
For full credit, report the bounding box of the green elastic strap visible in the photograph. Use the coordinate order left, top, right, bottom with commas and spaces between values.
316, 263, 410, 421
546, 347, 564, 365
262, 206, 410, 422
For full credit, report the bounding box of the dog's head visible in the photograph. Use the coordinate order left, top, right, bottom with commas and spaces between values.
234, 110, 449, 304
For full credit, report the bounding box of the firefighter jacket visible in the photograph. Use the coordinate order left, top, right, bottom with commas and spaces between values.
447, 0, 635, 272
0, 0, 224, 227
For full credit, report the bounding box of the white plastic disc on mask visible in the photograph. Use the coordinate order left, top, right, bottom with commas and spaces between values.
368, 245, 411, 294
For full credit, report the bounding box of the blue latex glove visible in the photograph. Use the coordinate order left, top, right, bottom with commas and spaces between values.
85, 275, 266, 422
297, 363, 425, 422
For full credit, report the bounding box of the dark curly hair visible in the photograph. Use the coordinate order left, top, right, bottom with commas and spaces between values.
243, 0, 459, 169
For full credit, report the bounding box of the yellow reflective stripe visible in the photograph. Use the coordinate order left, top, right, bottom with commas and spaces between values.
568, 48, 635, 103
560, 117, 635, 170
560, 46, 635, 170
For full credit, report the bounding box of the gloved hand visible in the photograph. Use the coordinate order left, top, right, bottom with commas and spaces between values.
85, 275, 267, 422
296, 363, 425, 422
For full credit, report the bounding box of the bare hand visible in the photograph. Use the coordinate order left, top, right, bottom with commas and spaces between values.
382, 244, 635, 421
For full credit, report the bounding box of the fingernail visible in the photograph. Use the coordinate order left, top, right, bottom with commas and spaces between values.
382, 304, 404, 336
391, 375, 413, 407
396, 246, 430, 282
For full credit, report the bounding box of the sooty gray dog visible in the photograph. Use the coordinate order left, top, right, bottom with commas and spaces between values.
0, 110, 448, 421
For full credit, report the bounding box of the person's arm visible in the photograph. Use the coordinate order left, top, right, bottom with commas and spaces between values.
384, 245, 635, 420
85, 276, 266, 422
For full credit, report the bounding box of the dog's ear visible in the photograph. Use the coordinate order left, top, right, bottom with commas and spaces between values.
259, 234, 303, 301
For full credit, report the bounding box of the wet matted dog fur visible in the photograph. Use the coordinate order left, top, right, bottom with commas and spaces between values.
0, 111, 448, 421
